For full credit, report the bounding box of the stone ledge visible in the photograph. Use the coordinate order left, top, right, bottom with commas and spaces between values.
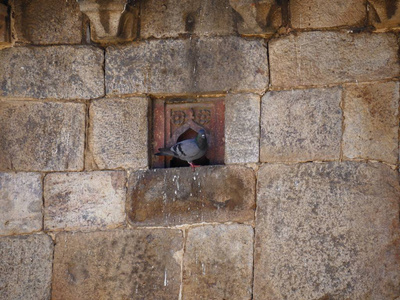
127, 165, 256, 226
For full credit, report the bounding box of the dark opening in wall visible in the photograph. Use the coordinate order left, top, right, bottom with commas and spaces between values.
152, 98, 225, 169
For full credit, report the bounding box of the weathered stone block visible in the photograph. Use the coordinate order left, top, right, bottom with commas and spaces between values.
269, 32, 399, 88
127, 166, 255, 226
225, 93, 260, 163
44, 171, 126, 231
260, 87, 342, 162
183, 224, 254, 300
52, 228, 183, 300
343, 81, 399, 164
254, 162, 400, 299
0, 234, 53, 300
141, 0, 235, 38
0, 46, 104, 99
11, 0, 83, 44
0, 172, 42, 236
106, 36, 269, 95
290, 0, 366, 29
369, 0, 400, 30
229, 0, 283, 36
0, 101, 85, 171
88, 97, 148, 170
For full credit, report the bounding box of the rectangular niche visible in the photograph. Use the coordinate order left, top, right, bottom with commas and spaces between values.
152, 98, 225, 168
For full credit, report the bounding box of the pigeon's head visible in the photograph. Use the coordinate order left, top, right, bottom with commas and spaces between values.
196, 129, 208, 150
198, 129, 206, 139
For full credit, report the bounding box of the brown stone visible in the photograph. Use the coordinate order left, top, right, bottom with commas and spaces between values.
0, 101, 85, 171
254, 162, 400, 299
44, 171, 126, 231
88, 97, 148, 170
290, 0, 366, 29
260, 87, 342, 162
182, 224, 254, 300
0, 3, 11, 49
52, 228, 183, 300
0, 234, 53, 300
229, 0, 283, 35
369, 0, 400, 30
343, 81, 399, 164
0, 46, 104, 99
269, 32, 399, 88
11, 0, 83, 44
225, 93, 260, 163
106, 36, 269, 95
0, 172, 42, 236
141, 0, 235, 38
127, 165, 256, 226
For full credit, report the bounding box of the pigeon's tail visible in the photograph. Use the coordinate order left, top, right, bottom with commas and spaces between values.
155, 148, 174, 157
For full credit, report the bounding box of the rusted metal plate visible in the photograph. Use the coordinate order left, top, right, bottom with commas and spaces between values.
152, 98, 225, 168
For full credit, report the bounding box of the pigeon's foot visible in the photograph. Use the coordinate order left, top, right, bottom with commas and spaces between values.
189, 162, 201, 171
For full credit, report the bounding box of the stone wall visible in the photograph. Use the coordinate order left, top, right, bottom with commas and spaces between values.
0, 0, 399, 299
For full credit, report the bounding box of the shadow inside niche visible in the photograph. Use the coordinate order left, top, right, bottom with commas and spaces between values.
169, 128, 210, 168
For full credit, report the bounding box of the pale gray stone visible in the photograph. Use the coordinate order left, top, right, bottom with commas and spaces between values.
260, 87, 342, 162
0, 101, 85, 171
225, 93, 260, 163
52, 228, 183, 300
182, 224, 254, 300
106, 36, 269, 95
0, 234, 53, 300
254, 162, 400, 299
44, 171, 126, 231
0, 172, 42, 236
88, 97, 148, 170
0, 46, 104, 99
343, 81, 399, 164
269, 32, 399, 88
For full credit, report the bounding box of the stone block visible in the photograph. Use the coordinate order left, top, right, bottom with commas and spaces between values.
260, 87, 342, 162
88, 97, 148, 170
182, 224, 254, 300
0, 234, 53, 300
0, 46, 104, 99
369, 0, 400, 30
269, 32, 399, 88
0, 4, 11, 49
11, 0, 83, 44
52, 228, 183, 300
141, 0, 235, 38
343, 81, 399, 164
290, 0, 366, 29
127, 165, 255, 226
106, 36, 269, 95
254, 162, 400, 299
0, 101, 85, 171
44, 171, 126, 231
0, 172, 42, 236
225, 93, 260, 163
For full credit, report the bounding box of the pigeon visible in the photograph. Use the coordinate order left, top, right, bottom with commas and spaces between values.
155, 129, 208, 170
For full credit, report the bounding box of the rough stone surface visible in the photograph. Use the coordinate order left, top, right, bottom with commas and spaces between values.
0, 172, 42, 236
88, 97, 148, 170
0, 234, 53, 300
290, 0, 366, 28
141, 0, 235, 38
44, 171, 126, 231
260, 87, 342, 162
225, 93, 260, 163
52, 228, 183, 300
369, 0, 400, 30
0, 46, 104, 99
0, 3, 11, 49
106, 36, 269, 95
11, 0, 83, 44
254, 162, 400, 299
0, 101, 85, 171
343, 81, 399, 165
127, 166, 255, 226
269, 32, 399, 88
183, 224, 254, 300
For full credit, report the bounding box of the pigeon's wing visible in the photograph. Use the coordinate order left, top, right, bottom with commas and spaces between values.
170, 139, 205, 161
